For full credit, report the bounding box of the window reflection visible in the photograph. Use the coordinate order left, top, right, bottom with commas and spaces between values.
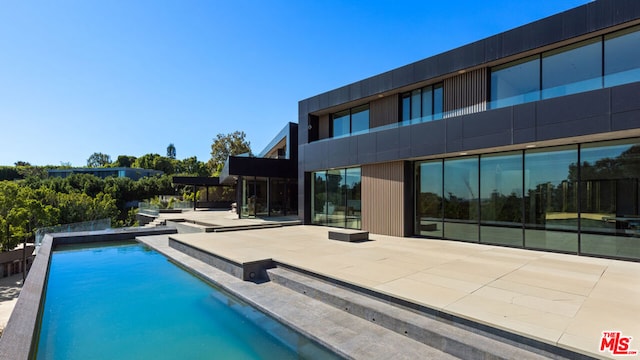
444, 157, 479, 242
524, 146, 578, 252
415, 160, 443, 237
311, 168, 361, 229
312, 172, 327, 225
480, 152, 523, 246
490, 56, 540, 108
605, 25, 640, 87
332, 110, 350, 138
351, 105, 369, 135
401, 83, 443, 124
542, 39, 602, 99
580, 139, 640, 259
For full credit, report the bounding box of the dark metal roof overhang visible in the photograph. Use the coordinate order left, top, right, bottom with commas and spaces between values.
219, 156, 297, 185
171, 176, 223, 186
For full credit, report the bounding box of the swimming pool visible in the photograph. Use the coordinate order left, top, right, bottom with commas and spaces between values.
35, 241, 340, 360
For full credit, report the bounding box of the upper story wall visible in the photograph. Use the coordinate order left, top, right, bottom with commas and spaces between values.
298, 0, 640, 146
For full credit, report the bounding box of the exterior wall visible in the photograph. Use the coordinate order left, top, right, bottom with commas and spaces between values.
370, 94, 399, 129
443, 68, 487, 117
296, 0, 640, 241
361, 161, 405, 237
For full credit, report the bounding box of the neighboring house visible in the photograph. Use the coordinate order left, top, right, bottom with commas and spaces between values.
0, 244, 35, 278
48, 167, 163, 180
297, 0, 640, 261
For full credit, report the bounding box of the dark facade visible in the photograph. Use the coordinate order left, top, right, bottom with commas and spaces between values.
221, 123, 298, 218
298, 0, 640, 260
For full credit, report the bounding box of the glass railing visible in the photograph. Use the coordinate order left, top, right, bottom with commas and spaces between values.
139, 200, 193, 215
313, 70, 640, 144
138, 202, 160, 216
34, 218, 112, 247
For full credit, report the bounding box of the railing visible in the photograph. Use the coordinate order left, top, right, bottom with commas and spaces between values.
34, 218, 112, 247
138, 200, 194, 216
138, 202, 160, 216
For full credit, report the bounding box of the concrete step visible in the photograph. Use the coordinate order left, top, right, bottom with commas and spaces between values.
266, 266, 589, 360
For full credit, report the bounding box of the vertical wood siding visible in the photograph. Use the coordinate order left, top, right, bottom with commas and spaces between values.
318, 114, 330, 139
443, 68, 487, 118
361, 161, 405, 237
370, 94, 399, 128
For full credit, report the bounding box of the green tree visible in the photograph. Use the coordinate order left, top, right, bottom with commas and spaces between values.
113, 155, 137, 168
175, 156, 208, 176
133, 153, 175, 174
167, 143, 176, 159
208, 131, 252, 175
87, 152, 112, 168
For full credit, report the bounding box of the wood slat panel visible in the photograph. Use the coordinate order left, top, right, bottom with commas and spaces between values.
318, 114, 330, 140
443, 68, 487, 118
361, 161, 405, 237
370, 94, 399, 128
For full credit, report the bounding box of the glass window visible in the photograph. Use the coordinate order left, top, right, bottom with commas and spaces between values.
401, 94, 411, 123
311, 172, 327, 225
312, 167, 361, 229
490, 55, 540, 108
401, 84, 443, 124
433, 84, 443, 120
605, 25, 640, 87
411, 89, 421, 122
415, 160, 443, 237
326, 169, 346, 228
421, 87, 433, 122
332, 110, 350, 138
580, 139, 640, 259
351, 105, 369, 135
480, 152, 523, 246
542, 38, 602, 99
345, 168, 362, 229
444, 156, 479, 242
524, 146, 578, 252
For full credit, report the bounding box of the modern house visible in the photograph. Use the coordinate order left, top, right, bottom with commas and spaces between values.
220, 122, 298, 218
297, 0, 640, 261
173, 123, 298, 216
48, 167, 163, 180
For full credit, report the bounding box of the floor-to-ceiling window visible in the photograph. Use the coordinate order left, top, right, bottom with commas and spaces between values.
443, 157, 479, 242
345, 168, 361, 229
580, 139, 640, 259
326, 169, 346, 228
480, 152, 523, 247
415, 160, 443, 238
414, 140, 640, 260
312, 172, 328, 225
524, 146, 578, 252
311, 167, 361, 229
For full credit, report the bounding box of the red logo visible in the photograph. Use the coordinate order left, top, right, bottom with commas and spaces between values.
600, 331, 637, 356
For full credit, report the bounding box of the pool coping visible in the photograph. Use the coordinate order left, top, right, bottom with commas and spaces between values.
0, 227, 178, 360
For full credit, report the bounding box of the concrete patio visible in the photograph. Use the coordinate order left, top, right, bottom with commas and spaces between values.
153, 209, 640, 359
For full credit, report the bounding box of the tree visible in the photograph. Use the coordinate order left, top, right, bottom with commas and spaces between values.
167, 143, 176, 159
113, 155, 137, 168
14, 161, 31, 167
87, 152, 111, 168
208, 131, 252, 175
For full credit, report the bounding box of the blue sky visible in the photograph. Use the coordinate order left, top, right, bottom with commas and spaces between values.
0, 0, 590, 166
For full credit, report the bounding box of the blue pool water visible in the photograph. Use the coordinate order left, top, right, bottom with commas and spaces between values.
35, 241, 340, 360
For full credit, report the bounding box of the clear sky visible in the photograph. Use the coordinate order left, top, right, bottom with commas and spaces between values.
0, 0, 591, 166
